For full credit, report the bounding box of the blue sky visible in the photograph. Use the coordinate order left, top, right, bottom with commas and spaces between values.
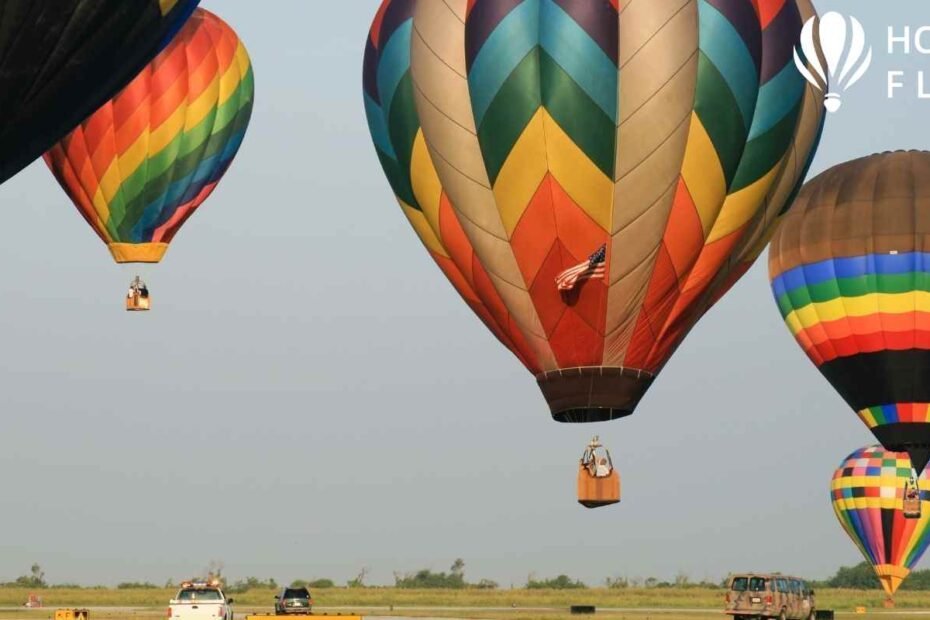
1, 0, 930, 588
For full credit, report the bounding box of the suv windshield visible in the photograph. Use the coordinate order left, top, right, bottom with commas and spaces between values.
283, 589, 309, 599
177, 589, 222, 601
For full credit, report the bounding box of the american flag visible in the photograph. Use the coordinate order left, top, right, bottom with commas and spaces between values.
555, 244, 607, 291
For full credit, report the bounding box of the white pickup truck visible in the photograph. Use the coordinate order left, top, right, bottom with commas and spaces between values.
168, 581, 234, 620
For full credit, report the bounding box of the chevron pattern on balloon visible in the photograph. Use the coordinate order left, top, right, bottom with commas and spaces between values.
364, 0, 539, 371
624, 0, 811, 373
465, 0, 616, 369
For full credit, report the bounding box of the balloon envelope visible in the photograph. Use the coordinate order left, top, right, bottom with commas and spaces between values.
44, 8, 255, 264
0, 0, 200, 184
364, 0, 538, 369
369, 0, 824, 421
770, 151, 930, 473
832, 445, 930, 596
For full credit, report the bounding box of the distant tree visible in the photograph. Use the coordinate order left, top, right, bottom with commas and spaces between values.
902, 570, 930, 590
226, 577, 278, 593
605, 576, 629, 589
526, 575, 586, 590
395, 568, 465, 589
473, 579, 499, 590
675, 572, 690, 587
824, 561, 930, 591
204, 561, 225, 586
347, 568, 369, 589
117, 582, 158, 589
644, 577, 658, 589
393, 559, 475, 589
307, 579, 335, 589
6, 564, 47, 589
825, 562, 881, 589
165, 579, 176, 589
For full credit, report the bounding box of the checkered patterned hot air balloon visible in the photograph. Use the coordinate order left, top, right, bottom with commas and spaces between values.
832, 446, 930, 601
44, 8, 254, 266
770, 152, 930, 475
366, 0, 825, 423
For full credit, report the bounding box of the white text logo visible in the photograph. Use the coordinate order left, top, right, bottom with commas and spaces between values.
794, 12, 873, 113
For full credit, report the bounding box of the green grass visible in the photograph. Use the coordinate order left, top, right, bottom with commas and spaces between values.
2, 587, 930, 616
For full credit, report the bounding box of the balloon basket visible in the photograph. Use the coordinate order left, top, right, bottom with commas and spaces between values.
126, 295, 150, 312
577, 467, 620, 508
126, 276, 150, 312
126, 276, 152, 312
884, 598, 895, 609
903, 492, 921, 519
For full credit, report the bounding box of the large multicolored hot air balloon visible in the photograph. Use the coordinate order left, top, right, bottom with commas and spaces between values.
45, 8, 254, 271
0, 0, 201, 185
367, 0, 824, 422
770, 151, 930, 474
832, 446, 930, 602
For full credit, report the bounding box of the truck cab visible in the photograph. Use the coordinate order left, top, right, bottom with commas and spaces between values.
168, 581, 233, 620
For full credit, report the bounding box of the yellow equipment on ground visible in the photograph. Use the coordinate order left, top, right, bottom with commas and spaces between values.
245, 616, 360, 620
55, 610, 89, 620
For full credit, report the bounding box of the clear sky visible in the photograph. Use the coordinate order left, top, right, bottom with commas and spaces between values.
1, 0, 930, 589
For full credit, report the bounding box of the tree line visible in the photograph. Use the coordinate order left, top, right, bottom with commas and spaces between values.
9, 560, 930, 591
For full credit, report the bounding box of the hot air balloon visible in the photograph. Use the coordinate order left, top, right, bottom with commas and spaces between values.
0, 0, 200, 185
793, 12, 873, 113
832, 446, 930, 606
368, 0, 825, 424
44, 8, 255, 310
769, 151, 930, 475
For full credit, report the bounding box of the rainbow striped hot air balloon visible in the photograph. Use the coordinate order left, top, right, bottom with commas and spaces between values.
770, 152, 930, 475
367, 0, 825, 426
832, 446, 930, 602
45, 8, 254, 308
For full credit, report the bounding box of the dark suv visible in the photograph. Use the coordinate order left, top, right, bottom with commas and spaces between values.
274, 587, 312, 615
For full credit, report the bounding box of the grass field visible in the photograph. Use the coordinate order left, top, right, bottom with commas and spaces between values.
0, 612, 922, 620
2, 587, 930, 614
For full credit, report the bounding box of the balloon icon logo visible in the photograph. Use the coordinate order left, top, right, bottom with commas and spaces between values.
794, 12, 873, 112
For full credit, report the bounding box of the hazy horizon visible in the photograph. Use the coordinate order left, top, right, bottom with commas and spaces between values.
2, 0, 930, 589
